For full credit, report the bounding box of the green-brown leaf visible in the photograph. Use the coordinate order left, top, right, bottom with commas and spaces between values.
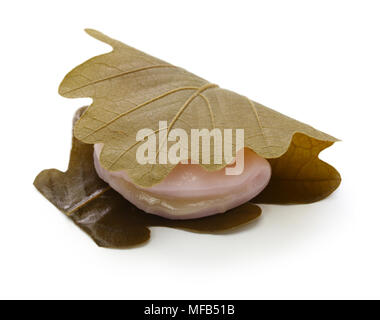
254, 133, 341, 204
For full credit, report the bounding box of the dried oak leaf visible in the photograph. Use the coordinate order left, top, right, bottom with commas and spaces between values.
59, 29, 340, 194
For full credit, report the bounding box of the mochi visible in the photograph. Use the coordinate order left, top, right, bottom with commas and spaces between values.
94, 144, 271, 220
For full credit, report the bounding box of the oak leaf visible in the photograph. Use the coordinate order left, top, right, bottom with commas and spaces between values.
59, 29, 339, 191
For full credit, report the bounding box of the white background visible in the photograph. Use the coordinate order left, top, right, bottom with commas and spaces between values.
1, 0, 379, 300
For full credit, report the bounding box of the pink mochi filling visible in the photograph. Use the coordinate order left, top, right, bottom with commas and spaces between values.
94, 144, 271, 220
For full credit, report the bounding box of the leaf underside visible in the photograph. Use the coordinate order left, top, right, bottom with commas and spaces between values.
59, 29, 340, 188
254, 133, 341, 204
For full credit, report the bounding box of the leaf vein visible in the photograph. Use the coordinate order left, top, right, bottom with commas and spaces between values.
62, 64, 178, 95
82, 86, 199, 140
247, 99, 269, 147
